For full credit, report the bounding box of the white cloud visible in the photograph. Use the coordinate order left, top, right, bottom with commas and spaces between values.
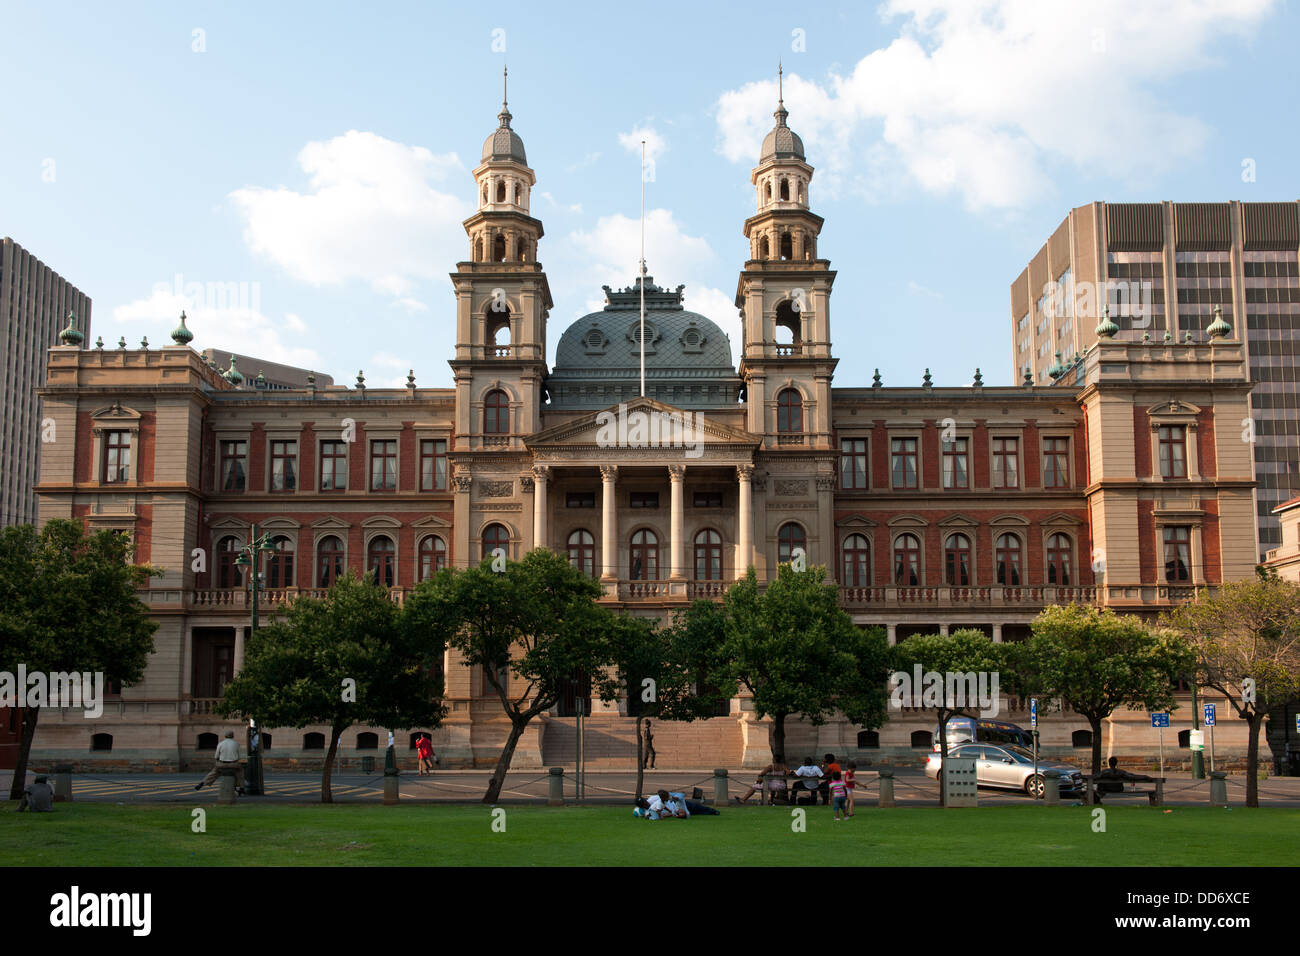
390, 297, 429, 314
229, 130, 471, 296
619, 125, 668, 161
365, 351, 412, 388
715, 0, 1277, 209
109, 287, 321, 368
907, 280, 943, 299
568, 209, 738, 363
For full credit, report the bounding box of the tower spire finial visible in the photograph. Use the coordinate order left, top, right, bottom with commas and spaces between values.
498, 64, 512, 128
774, 61, 788, 128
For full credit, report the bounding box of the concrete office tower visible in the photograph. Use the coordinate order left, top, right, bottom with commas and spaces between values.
1010, 201, 1300, 558
0, 237, 92, 527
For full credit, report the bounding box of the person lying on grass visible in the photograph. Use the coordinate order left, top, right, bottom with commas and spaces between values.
633, 791, 720, 819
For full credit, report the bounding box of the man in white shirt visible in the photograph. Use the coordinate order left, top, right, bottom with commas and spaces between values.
792, 756, 823, 805
196, 730, 246, 794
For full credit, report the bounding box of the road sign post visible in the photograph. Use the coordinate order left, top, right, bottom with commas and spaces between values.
1152, 713, 1170, 780
1030, 699, 1039, 797
1204, 703, 1217, 774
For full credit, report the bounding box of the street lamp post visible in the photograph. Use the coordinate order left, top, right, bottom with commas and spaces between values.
234, 522, 277, 796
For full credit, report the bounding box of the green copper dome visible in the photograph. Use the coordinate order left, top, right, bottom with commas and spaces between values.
224, 356, 244, 385
1095, 306, 1119, 339
170, 311, 194, 346
59, 310, 84, 346
1207, 305, 1232, 339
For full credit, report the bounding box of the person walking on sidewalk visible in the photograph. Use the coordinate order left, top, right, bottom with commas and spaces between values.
196, 730, 245, 794
416, 734, 436, 775
641, 719, 656, 770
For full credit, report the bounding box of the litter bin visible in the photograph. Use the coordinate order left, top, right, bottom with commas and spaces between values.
361, 756, 376, 773
1288, 747, 1300, 778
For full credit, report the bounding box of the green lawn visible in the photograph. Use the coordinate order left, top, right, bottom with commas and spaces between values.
0, 803, 1295, 866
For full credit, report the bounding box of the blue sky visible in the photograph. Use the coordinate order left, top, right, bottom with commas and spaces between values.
3, 0, 1297, 389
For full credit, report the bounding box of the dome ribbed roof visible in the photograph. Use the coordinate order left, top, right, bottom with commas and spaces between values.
761, 104, 805, 163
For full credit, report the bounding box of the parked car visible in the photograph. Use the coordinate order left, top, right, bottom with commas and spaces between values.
925, 743, 1084, 798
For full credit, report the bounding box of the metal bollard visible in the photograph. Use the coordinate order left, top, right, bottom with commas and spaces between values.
1210, 771, 1227, 807
383, 768, 399, 805
1154, 779, 1164, 807
1042, 769, 1061, 805
713, 768, 728, 805
877, 767, 895, 808
53, 764, 73, 803
547, 766, 564, 806
217, 769, 237, 805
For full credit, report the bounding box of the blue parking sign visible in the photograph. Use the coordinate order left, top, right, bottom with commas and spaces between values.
1203, 703, 1216, 726
1295, 713, 1299, 734
1030, 698, 1037, 728
1151, 712, 1170, 728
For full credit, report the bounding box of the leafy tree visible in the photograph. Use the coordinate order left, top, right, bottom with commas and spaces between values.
610, 604, 730, 798
706, 565, 890, 765
1164, 579, 1300, 807
0, 520, 159, 799
889, 629, 1007, 802
1016, 604, 1193, 777
403, 549, 623, 804
218, 571, 445, 802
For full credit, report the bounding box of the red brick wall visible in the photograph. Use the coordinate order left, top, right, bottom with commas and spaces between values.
972, 420, 990, 487
299, 423, 316, 492
921, 420, 939, 489
1202, 499, 1222, 584
1197, 409, 1217, 478
74, 411, 95, 483
1137, 500, 1156, 582
399, 422, 416, 492
1023, 421, 1040, 489
248, 424, 266, 492
137, 412, 156, 483
349, 424, 367, 491
871, 421, 888, 488
1134, 408, 1151, 478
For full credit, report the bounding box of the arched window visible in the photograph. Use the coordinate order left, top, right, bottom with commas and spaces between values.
512, 184, 520, 204
857, 730, 880, 748
495, 180, 506, 203
267, 535, 294, 588
894, 533, 921, 586
842, 534, 871, 587
1072, 730, 1094, 748
317, 535, 345, 588
1046, 533, 1072, 586
567, 529, 595, 577
776, 388, 803, 433
91, 733, 113, 751
910, 731, 933, 748
759, 236, 770, 258
482, 524, 510, 564
367, 535, 395, 588
303, 732, 324, 750
492, 233, 506, 262
196, 733, 218, 751
797, 180, 804, 203
779, 231, 793, 260
765, 181, 772, 201
775, 300, 801, 350
356, 732, 379, 750
694, 529, 723, 580
216, 536, 242, 588
630, 529, 659, 580
483, 389, 509, 434
482, 185, 488, 204
995, 533, 1022, 586
777, 523, 806, 565
419, 535, 447, 581
944, 533, 972, 586
779, 177, 790, 201
474, 237, 483, 260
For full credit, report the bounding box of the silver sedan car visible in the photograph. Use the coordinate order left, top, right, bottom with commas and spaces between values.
925, 743, 1084, 798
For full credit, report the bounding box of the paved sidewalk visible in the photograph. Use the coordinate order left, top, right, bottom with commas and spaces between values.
4, 768, 1299, 806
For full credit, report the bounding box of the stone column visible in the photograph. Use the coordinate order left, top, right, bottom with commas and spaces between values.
600, 464, 619, 580
736, 464, 755, 578
234, 625, 246, 674
992, 623, 1003, 643
532, 465, 550, 551
886, 624, 897, 646
453, 468, 472, 568
669, 465, 686, 580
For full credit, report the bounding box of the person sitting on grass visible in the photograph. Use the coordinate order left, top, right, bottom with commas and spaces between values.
17, 775, 54, 812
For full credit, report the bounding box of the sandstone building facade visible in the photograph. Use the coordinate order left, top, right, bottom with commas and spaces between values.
22, 91, 1270, 773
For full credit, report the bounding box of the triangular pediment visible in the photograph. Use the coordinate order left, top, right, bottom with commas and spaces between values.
311, 515, 351, 532
412, 513, 453, 529
527, 396, 760, 450
835, 513, 878, 529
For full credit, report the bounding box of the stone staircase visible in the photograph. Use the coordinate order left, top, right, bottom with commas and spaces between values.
541, 715, 744, 768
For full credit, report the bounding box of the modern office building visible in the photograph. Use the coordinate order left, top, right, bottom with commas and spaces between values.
0, 237, 92, 528
25, 96, 1269, 774
1010, 201, 1300, 558
199, 349, 335, 390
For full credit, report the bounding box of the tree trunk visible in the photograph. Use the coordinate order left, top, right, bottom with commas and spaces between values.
1089, 715, 1104, 776
1246, 712, 1263, 809
8, 706, 40, 800
635, 723, 645, 799
321, 722, 346, 804
772, 713, 787, 765
483, 717, 528, 804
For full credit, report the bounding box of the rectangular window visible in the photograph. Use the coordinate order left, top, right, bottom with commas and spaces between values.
320, 440, 348, 491
942, 437, 968, 489
1042, 437, 1070, 489
891, 438, 918, 489
630, 492, 659, 509
693, 492, 724, 508
420, 439, 448, 491
566, 491, 596, 509
1158, 425, 1187, 478
992, 437, 1020, 489
369, 439, 397, 491
840, 438, 868, 489
219, 440, 247, 491
103, 430, 131, 483
269, 440, 297, 491
1163, 526, 1191, 582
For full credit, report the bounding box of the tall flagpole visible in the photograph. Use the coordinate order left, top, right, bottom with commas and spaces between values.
640, 139, 646, 398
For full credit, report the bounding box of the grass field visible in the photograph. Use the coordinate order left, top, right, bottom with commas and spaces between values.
1, 803, 1296, 866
